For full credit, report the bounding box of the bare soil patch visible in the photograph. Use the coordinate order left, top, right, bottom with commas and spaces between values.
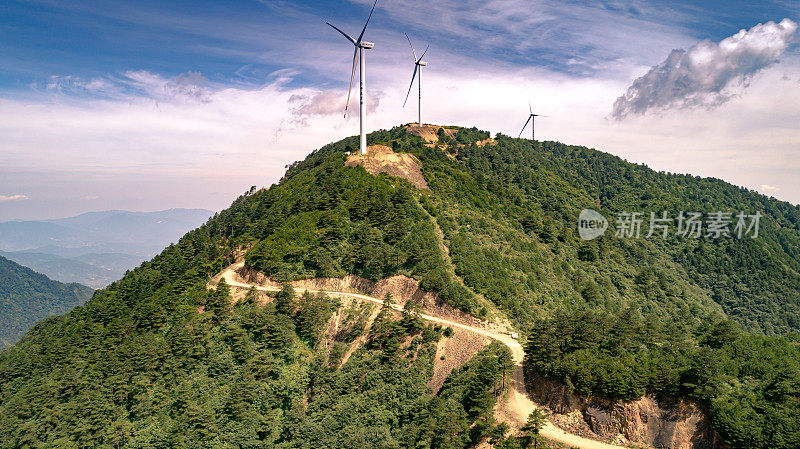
430, 327, 492, 393
405, 124, 457, 143
345, 145, 428, 189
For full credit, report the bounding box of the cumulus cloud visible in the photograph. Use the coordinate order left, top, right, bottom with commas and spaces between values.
0, 194, 29, 202
289, 90, 380, 125
611, 18, 798, 119
761, 184, 781, 193
163, 71, 212, 103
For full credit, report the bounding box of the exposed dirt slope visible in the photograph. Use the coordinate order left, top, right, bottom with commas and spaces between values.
527, 372, 719, 448
345, 145, 428, 189
405, 124, 457, 142
431, 327, 492, 393
236, 265, 505, 333
337, 303, 382, 366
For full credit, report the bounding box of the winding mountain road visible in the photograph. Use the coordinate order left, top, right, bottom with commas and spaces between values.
214, 262, 627, 449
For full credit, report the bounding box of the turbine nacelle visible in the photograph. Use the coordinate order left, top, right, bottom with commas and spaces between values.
417, 61, 428, 66
360, 41, 374, 49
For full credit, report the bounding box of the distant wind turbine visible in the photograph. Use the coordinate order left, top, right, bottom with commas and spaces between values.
402, 34, 428, 127
327, 0, 378, 155
518, 101, 547, 140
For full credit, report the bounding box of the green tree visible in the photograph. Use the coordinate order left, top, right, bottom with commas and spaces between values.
520, 410, 546, 448
206, 279, 232, 322
274, 283, 296, 316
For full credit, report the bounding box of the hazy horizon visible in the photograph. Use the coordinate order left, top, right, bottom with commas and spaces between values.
0, 206, 216, 223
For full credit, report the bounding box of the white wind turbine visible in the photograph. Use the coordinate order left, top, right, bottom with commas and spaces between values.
402, 33, 429, 127
518, 101, 547, 140
326, 0, 378, 155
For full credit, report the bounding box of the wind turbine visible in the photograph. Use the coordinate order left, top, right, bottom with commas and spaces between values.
402, 33, 428, 127
518, 101, 547, 140
327, 0, 378, 155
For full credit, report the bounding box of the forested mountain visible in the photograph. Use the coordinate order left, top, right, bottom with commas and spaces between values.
1, 126, 798, 448
0, 256, 94, 347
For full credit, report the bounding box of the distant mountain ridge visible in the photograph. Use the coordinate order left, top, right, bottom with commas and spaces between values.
0, 255, 94, 347
0, 208, 213, 287
0, 250, 136, 289
0, 208, 213, 255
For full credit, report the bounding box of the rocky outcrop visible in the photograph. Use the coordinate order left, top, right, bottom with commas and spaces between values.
525, 372, 722, 449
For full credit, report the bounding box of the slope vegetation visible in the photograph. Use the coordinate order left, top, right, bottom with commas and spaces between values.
1, 125, 799, 448
213, 261, 628, 449
0, 255, 93, 347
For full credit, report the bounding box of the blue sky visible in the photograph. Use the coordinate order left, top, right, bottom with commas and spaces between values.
1, 0, 799, 220
3, 0, 795, 84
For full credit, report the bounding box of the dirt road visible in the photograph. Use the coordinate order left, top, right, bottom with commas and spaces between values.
214, 262, 627, 449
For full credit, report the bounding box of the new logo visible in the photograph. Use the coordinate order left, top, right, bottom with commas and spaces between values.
578, 209, 608, 241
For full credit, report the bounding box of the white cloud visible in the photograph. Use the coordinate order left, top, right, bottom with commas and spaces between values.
289, 90, 381, 125
761, 184, 781, 193
611, 18, 798, 119
0, 71, 377, 182
0, 194, 29, 202
163, 72, 212, 104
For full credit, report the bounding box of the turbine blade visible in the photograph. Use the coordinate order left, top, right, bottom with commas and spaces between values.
418, 44, 429, 62
403, 65, 419, 107
327, 22, 356, 45
344, 47, 359, 117
529, 100, 532, 114
405, 33, 417, 61
357, 0, 378, 43
518, 115, 533, 138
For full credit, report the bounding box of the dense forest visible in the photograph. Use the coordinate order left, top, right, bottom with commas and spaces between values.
1, 125, 799, 448
0, 255, 94, 347
0, 135, 509, 447
524, 309, 800, 448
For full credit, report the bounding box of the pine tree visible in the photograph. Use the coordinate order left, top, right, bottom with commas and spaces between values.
274, 283, 296, 316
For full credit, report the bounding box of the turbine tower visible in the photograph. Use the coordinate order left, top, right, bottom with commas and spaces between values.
402, 34, 428, 127
327, 0, 378, 155
518, 101, 547, 140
